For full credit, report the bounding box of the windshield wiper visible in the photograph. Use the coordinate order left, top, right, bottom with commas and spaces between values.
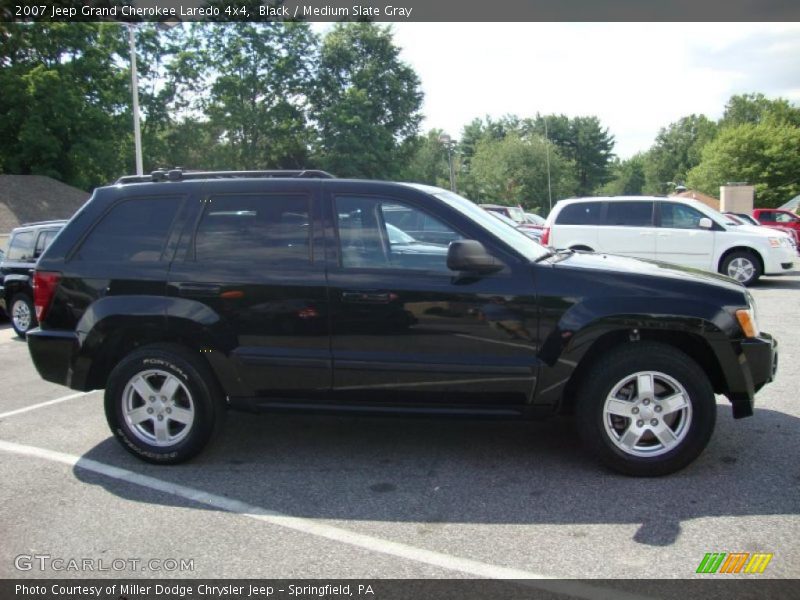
534, 248, 574, 263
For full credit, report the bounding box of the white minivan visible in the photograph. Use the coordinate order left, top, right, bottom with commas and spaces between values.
542, 196, 796, 286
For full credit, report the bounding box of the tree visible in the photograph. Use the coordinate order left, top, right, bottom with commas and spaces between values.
687, 122, 800, 208
0, 23, 131, 189
641, 114, 718, 195
196, 23, 317, 170
310, 23, 423, 179
600, 154, 646, 196
522, 114, 615, 195
399, 129, 452, 187
469, 133, 576, 213
721, 93, 800, 128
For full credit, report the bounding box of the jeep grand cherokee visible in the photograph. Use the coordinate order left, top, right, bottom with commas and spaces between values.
26, 170, 778, 476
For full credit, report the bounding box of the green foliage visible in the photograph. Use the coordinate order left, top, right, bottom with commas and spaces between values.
468, 133, 576, 213
521, 114, 615, 196
687, 122, 800, 208
721, 93, 800, 128
310, 23, 423, 179
642, 114, 718, 195
192, 23, 317, 170
600, 154, 647, 196
0, 23, 130, 190
399, 129, 452, 187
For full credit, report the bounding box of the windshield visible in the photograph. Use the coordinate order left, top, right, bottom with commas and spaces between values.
526, 213, 545, 225
723, 214, 744, 226
401, 185, 549, 261
507, 206, 525, 224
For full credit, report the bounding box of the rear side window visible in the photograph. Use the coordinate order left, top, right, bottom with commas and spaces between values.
76, 197, 181, 262
194, 194, 311, 264
7, 230, 35, 261
556, 202, 602, 225
605, 202, 654, 227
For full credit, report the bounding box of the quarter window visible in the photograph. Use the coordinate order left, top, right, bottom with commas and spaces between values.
77, 197, 181, 262
605, 202, 654, 227
194, 194, 311, 263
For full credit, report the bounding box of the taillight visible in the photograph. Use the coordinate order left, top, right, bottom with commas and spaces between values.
541, 227, 550, 246
33, 271, 61, 322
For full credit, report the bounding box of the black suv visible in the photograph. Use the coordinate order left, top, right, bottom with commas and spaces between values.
1, 220, 66, 336
27, 170, 777, 475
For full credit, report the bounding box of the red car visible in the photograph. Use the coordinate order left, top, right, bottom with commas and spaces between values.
752, 208, 800, 245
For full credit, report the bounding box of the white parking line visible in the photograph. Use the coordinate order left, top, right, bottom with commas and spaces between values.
0, 439, 653, 600
0, 391, 97, 420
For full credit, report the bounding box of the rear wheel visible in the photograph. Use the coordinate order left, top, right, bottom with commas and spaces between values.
720, 250, 761, 286
105, 344, 225, 464
10, 293, 36, 338
575, 342, 716, 476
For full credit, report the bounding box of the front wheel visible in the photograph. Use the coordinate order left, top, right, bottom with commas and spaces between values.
720, 251, 761, 286
105, 344, 225, 464
575, 342, 716, 476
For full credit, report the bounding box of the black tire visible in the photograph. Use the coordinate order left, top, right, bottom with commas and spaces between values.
720, 250, 762, 287
104, 344, 225, 464
9, 293, 36, 338
575, 342, 716, 477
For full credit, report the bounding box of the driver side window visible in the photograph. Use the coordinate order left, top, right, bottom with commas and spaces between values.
660, 203, 707, 229
335, 196, 461, 271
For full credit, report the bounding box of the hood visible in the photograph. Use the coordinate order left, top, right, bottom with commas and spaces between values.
729, 224, 791, 239
550, 251, 744, 293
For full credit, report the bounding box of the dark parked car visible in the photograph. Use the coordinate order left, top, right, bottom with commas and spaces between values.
1, 220, 66, 336
27, 170, 777, 476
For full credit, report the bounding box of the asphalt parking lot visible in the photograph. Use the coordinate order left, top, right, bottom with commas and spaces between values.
0, 276, 798, 587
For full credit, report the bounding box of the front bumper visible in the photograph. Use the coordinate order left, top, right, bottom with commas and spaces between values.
763, 246, 796, 274
724, 332, 778, 419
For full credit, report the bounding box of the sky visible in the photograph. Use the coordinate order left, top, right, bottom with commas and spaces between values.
330, 23, 800, 159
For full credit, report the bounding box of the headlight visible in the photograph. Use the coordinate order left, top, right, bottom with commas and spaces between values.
735, 294, 760, 338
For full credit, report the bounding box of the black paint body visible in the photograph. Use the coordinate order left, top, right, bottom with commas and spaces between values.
27, 178, 777, 420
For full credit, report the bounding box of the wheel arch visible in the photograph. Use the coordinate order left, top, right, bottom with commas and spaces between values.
75, 296, 240, 397
555, 329, 726, 415
717, 245, 764, 275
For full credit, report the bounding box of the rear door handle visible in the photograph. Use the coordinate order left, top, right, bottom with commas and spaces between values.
175, 283, 222, 298
342, 290, 395, 304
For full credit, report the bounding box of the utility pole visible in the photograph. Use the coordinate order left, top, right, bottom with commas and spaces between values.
544, 116, 553, 213
128, 24, 143, 176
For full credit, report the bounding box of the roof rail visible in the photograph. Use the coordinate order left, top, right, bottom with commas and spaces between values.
115, 169, 336, 185
17, 219, 69, 228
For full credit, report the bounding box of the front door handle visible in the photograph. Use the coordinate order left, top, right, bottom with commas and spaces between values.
342, 290, 395, 304
175, 283, 222, 298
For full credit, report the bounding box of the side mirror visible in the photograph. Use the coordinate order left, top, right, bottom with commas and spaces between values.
698, 217, 713, 229
447, 240, 504, 274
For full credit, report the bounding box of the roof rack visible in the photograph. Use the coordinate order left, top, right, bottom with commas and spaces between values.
115, 169, 336, 185
17, 219, 69, 228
